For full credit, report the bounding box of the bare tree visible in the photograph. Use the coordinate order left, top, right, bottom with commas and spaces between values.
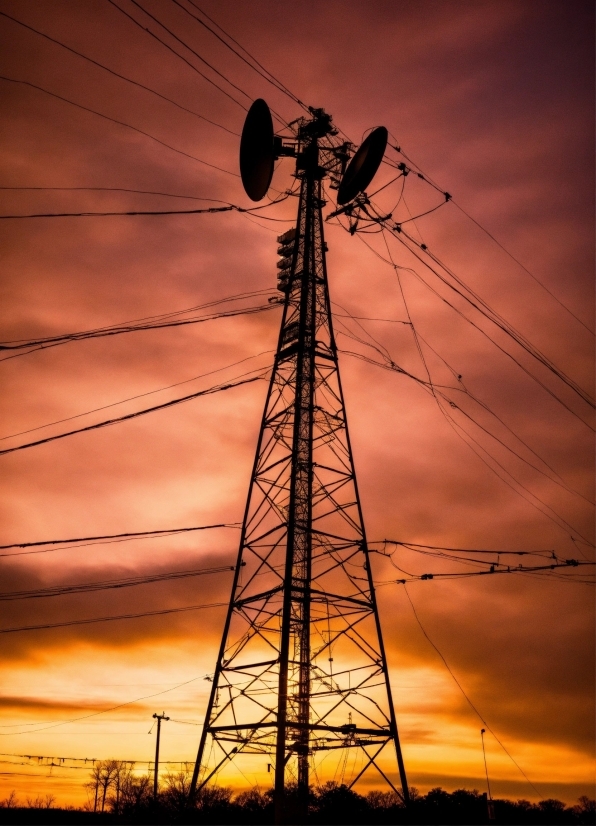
0, 791, 19, 809
26, 794, 55, 809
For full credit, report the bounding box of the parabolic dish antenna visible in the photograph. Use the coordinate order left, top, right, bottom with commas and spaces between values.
337, 126, 388, 205
240, 98, 275, 202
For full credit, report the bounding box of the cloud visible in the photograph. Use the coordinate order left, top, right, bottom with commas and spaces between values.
0, 0, 593, 805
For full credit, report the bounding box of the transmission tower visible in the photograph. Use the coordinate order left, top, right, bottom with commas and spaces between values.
190, 104, 409, 824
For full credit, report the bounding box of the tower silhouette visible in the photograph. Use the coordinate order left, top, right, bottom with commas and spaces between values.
190, 107, 409, 824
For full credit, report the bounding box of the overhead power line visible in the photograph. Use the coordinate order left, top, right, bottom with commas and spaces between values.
107, 0, 247, 112
0, 186, 231, 200
0, 674, 209, 735
0, 301, 276, 350
0, 601, 226, 634
130, 0, 252, 103
0, 75, 237, 177
0, 373, 267, 457
360, 224, 595, 431
0, 351, 274, 439
0, 523, 239, 553
377, 540, 557, 556
0, 9, 238, 136
172, 0, 300, 125
389, 139, 595, 336
390, 560, 591, 583
374, 218, 595, 412
401, 583, 545, 799
183, 0, 307, 111
0, 205, 236, 220
0, 562, 238, 601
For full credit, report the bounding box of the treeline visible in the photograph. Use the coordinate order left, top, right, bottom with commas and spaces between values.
1, 763, 594, 825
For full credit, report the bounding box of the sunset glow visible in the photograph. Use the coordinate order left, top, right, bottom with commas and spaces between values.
0, 0, 593, 811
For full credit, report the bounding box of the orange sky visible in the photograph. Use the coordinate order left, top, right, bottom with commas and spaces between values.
0, 0, 594, 809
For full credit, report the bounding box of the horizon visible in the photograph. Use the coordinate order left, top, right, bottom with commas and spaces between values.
0, 0, 594, 812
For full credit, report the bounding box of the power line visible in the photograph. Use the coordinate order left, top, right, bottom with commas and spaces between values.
0, 201, 294, 219
0, 562, 238, 601
0, 752, 197, 767
0, 75, 237, 177
391, 560, 591, 583
0, 675, 211, 735
0, 353, 274, 440
0, 302, 276, 351
0, 10, 238, 136
0, 524, 239, 553
0, 373, 267, 457
360, 225, 595, 431
373, 215, 595, 412
0, 601, 225, 634
129, 0, 253, 105
378, 540, 557, 556
336, 200, 594, 417
107, 0, 248, 112
0, 186, 231, 200
171, 0, 299, 125
184, 0, 307, 113
338, 237, 595, 544
401, 584, 545, 799
0, 205, 235, 220
389, 139, 595, 337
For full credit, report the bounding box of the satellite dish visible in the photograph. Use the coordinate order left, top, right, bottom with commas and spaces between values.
240, 99, 275, 202
337, 126, 388, 205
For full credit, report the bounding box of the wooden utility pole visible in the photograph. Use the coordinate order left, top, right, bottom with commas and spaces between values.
152, 712, 169, 800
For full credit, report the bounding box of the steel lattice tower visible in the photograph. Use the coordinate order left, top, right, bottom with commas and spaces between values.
190, 109, 409, 824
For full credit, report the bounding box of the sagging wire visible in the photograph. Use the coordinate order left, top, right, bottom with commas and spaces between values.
0, 10, 239, 136
0, 75, 238, 178
0, 371, 269, 457
387, 134, 595, 337
328, 229, 595, 544
400, 583, 545, 799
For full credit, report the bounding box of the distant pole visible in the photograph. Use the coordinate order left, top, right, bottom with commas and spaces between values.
481, 729, 495, 820
153, 712, 169, 800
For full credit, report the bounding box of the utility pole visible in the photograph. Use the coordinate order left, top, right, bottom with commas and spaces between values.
153, 712, 169, 800
190, 102, 409, 825
481, 728, 495, 821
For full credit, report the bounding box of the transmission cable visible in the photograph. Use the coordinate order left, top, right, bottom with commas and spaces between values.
390, 560, 591, 583
332, 192, 594, 418
388, 137, 594, 336
0, 674, 210, 735
0, 351, 274, 441
0, 601, 226, 634
0, 186, 235, 200
0, 9, 238, 136
171, 0, 302, 124
0, 301, 276, 352
121, 0, 256, 116
0, 200, 292, 220
183, 0, 308, 113
0, 372, 267, 458
342, 235, 594, 544
364, 205, 594, 411
401, 583, 544, 799
0, 524, 238, 552
107, 0, 247, 112
0, 76, 237, 177
371, 227, 594, 431
0, 562, 238, 601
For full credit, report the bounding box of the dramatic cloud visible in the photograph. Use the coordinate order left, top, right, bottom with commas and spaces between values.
0, 0, 593, 808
